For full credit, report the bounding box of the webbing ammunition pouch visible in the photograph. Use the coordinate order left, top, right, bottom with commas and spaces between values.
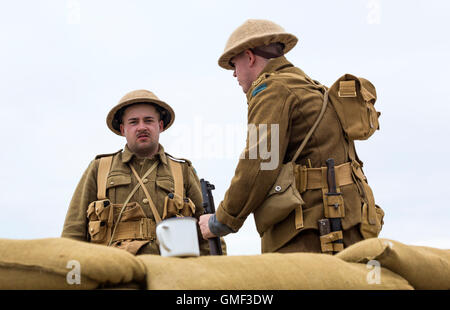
328, 74, 380, 141
86, 154, 194, 255
87, 200, 156, 250
161, 158, 195, 219
163, 194, 196, 219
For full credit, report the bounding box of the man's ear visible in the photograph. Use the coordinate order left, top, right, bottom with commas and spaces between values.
159, 120, 164, 132
120, 123, 125, 136
246, 49, 256, 67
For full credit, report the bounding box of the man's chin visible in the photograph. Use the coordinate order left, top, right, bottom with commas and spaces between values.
129, 142, 157, 157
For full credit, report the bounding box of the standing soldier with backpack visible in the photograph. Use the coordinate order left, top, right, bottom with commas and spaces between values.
199, 19, 384, 254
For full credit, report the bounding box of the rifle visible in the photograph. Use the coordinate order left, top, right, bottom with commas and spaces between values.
200, 179, 223, 255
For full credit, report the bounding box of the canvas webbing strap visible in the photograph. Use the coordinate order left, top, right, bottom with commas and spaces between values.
108, 161, 160, 246
297, 162, 354, 193
111, 218, 156, 242
97, 156, 113, 200
269, 72, 329, 163
168, 159, 184, 205
320, 230, 344, 253
338, 80, 357, 97
292, 90, 329, 163
129, 162, 162, 224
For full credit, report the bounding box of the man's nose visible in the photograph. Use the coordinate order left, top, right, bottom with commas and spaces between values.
137, 120, 147, 130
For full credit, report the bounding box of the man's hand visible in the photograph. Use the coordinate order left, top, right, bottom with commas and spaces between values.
199, 214, 217, 240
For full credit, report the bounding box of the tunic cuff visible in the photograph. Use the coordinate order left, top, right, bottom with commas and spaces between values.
215, 203, 246, 232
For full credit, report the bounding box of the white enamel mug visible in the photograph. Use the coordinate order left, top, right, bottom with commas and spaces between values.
156, 217, 200, 257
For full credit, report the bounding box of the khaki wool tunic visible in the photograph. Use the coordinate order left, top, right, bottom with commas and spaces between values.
216, 56, 370, 253
61, 144, 211, 255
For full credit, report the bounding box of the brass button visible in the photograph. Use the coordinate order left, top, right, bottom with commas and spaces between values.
143, 178, 148, 184
110, 181, 114, 185
143, 198, 148, 204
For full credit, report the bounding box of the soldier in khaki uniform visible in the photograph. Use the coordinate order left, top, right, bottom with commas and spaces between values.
199, 19, 384, 253
62, 89, 213, 255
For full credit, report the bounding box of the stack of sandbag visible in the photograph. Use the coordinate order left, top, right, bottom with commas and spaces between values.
0, 237, 448, 290
136, 252, 412, 290
0, 238, 146, 289
336, 238, 450, 290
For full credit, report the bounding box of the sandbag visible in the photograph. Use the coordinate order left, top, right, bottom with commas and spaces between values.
137, 252, 412, 290
336, 238, 450, 290
0, 238, 146, 289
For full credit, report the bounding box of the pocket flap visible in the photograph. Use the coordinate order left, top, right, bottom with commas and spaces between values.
156, 178, 174, 193
267, 162, 296, 196
106, 174, 132, 189
88, 221, 102, 238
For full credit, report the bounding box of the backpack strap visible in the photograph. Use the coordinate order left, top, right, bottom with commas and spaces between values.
168, 158, 184, 206
268, 71, 329, 163
97, 156, 113, 200
292, 90, 329, 163
129, 162, 162, 223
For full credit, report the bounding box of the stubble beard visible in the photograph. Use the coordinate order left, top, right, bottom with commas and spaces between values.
129, 138, 159, 158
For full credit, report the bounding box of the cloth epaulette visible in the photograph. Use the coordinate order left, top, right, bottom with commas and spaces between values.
251, 72, 271, 88
166, 153, 192, 166
250, 73, 275, 98
95, 149, 122, 160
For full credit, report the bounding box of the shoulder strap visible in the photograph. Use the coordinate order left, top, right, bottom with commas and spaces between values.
108, 161, 160, 246
129, 162, 162, 223
265, 71, 328, 163
292, 91, 329, 163
168, 158, 184, 205
97, 156, 113, 200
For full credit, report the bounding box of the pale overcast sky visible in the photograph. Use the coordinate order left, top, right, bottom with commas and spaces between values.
0, 0, 449, 255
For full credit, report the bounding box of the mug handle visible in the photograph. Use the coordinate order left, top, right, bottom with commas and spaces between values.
156, 224, 172, 252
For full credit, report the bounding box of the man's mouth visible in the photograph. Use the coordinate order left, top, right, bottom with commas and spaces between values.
137, 133, 150, 141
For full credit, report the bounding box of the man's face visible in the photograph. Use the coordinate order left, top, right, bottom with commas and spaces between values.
119, 103, 164, 157
231, 51, 254, 93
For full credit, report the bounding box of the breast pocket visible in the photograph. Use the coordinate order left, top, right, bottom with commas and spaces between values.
106, 173, 132, 204
156, 177, 175, 204
156, 177, 179, 218
156, 177, 174, 193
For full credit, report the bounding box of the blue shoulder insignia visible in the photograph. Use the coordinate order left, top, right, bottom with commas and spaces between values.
251, 83, 267, 97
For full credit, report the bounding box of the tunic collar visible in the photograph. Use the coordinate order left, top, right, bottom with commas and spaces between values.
121, 143, 168, 165
246, 56, 294, 100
